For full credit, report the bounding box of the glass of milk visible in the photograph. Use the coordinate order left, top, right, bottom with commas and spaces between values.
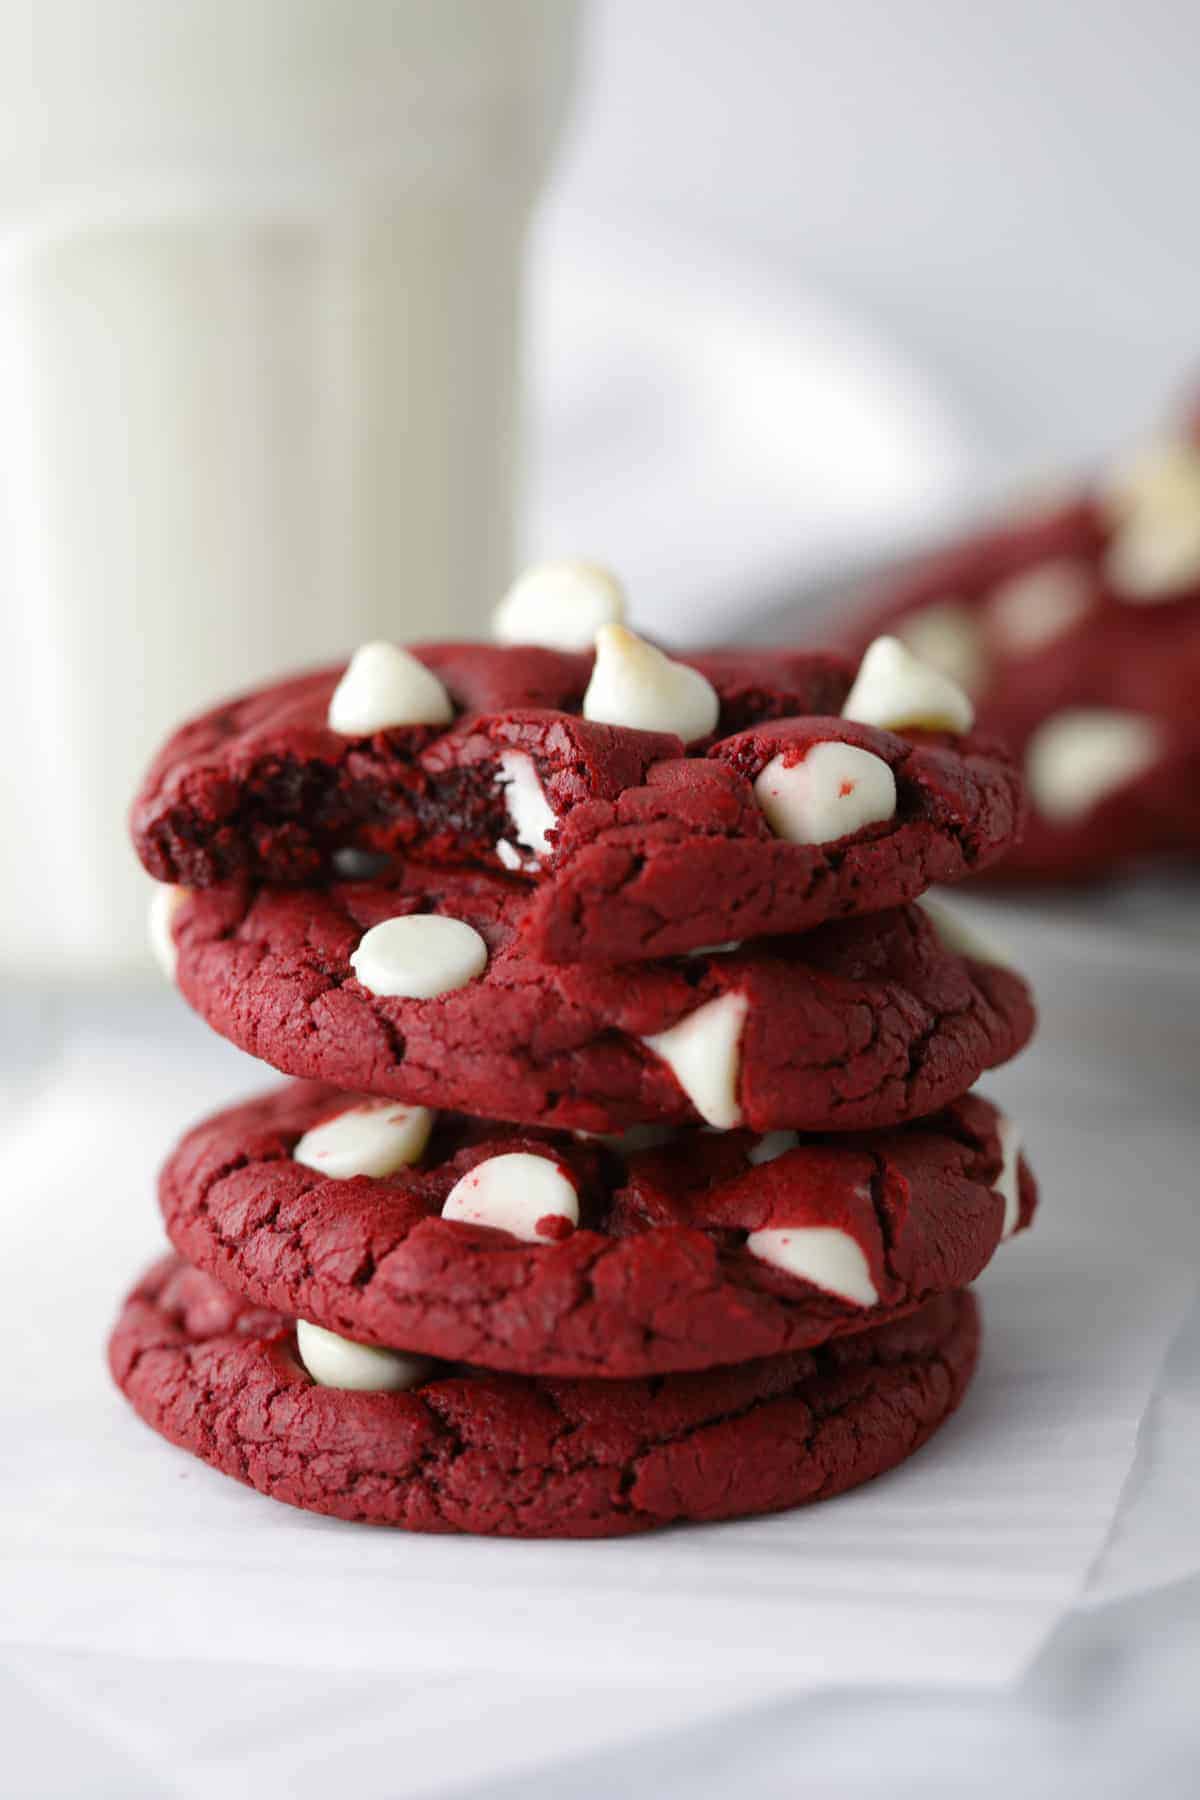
0, 0, 579, 975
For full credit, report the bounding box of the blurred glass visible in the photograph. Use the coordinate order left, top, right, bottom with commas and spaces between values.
0, 0, 578, 977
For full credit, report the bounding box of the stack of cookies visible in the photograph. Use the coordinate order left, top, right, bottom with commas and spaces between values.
111, 565, 1038, 1537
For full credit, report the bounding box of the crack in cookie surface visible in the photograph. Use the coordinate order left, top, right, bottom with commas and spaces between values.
110, 1256, 981, 1537
170, 876, 1035, 1135
131, 642, 1024, 955
159, 1080, 1034, 1377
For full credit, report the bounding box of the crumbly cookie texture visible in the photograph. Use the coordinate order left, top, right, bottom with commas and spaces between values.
158, 1080, 1032, 1378
109, 1255, 980, 1538
167, 873, 1035, 1135
131, 641, 1022, 957
131, 641, 845, 885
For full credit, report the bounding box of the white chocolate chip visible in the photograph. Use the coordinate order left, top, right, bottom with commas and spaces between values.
897, 602, 987, 693
1105, 512, 1200, 601
583, 624, 720, 744
685, 941, 743, 957
1102, 438, 1200, 601
293, 1100, 435, 1179
1026, 709, 1161, 823
753, 742, 896, 844
495, 749, 557, 868
916, 897, 1009, 969
746, 1225, 879, 1307
747, 1130, 799, 1166
986, 561, 1094, 654
442, 1151, 579, 1242
327, 642, 454, 734
148, 885, 187, 981
296, 1320, 432, 1392
349, 914, 488, 998
641, 991, 749, 1130
842, 635, 975, 735
1104, 437, 1200, 522
492, 560, 627, 651
995, 1114, 1023, 1239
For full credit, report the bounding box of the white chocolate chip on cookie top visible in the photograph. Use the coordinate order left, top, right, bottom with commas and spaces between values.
986, 561, 1094, 655
753, 741, 896, 844
1025, 709, 1161, 823
349, 914, 488, 999
293, 1100, 435, 1180
842, 636, 975, 735
1106, 510, 1200, 601
492, 560, 626, 651
747, 1225, 879, 1307
328, 642, 454, 734
896, 601, 987, 693
442, 1151, 579, 1242
1102, 438, 1200, 601
583, 625, 720, 744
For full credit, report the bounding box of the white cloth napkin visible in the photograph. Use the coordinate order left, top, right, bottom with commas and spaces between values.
0, 1020, 1190, 1701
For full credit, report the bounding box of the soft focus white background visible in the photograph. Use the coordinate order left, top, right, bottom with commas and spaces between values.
8, 0, 1200, 966
527, 0, 1200, 633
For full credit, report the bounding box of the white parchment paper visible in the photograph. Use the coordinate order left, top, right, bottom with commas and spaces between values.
0, 1025, 1190, 1699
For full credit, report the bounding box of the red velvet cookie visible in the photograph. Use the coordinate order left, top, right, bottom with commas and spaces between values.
526, 719, 1023, 962
166, 869, 1036, 1133
159, 1079, 1033, 1377
109, 1254, 981, 1537
131, 641, 1023, 960
842, 451, 1200, 881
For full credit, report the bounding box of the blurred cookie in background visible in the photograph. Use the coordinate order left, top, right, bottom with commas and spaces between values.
839, 391, 1200, 882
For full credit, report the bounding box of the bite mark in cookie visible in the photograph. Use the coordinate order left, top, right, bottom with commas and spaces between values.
131, 637, 1022, 956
